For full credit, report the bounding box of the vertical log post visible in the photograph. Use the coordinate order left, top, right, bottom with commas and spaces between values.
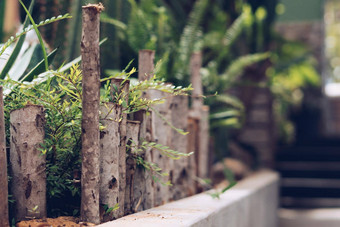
80, 3, 103, 224
0, 86, 9, 226
133, 110, 154, 211
189, 52, 210, 190
199, 106, 210, 180
150, 90, 172, 206
187, 118, 199, 196
10, 105, 46, 221
190, 52, 203, 117
99, 103, 121, 221
170, 95, 189, 200
124, 120, 140, 215
135, 50, 156, 210
111, 78, 129, 218
138, 50, 155, 81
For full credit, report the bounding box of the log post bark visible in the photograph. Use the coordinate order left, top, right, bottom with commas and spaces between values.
198, 106, 210, 180
0, 86, 9, 227
189, 52, 210, 190
170, 95, 189, 200
135, 50, 156, 210
133, 110, 154, 211
190, 52, 203, 117
138, 50, 155, 81
125, 120, 140, 215
187, 117, 198, 196
99, 103, 121, 221
111, 78, 129, 218
150, 90, 173, 206
80, 3, 103, 224
10, 105, 46, 221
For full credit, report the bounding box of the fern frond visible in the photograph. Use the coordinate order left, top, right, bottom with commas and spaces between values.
222, 52, 269, 86
223, 11, 247, 49
174, 0, 209, 81
126, 0, 155, 51
0, 14, 71, 57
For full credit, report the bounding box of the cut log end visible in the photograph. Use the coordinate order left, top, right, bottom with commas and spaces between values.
82, 3, 105, 12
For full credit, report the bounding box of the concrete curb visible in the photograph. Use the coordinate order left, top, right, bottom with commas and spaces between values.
98, 170, 279, 227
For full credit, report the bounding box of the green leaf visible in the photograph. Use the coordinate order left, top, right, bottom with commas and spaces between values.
0, 0, 34, 79
19, 0, 49, 71
20, 48, 58, 82
8, 44, 37, 81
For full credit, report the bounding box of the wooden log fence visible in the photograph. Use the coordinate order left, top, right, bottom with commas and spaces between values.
10, 105, 46, 221
0, 5, 210, 225
80, 3, 103, 224
99, 103, 121, 221
0, 86, 9, 227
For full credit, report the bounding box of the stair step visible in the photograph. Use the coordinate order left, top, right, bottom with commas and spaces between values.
277, 162, 340, 171
281, 197, 340, 208
281, 178, 340, 189
281, 187, 340, 198
279, 170, 340, 179
277, 151, 340, 162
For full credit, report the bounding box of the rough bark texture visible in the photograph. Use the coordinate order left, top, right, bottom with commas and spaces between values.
189, 51, 211, 191
10, 105, 46, 221
132, 110, 154, 211
125, 120, 140, 215
170, 95, 189, 200
190, 52, 203, 117
80, 4, 103, 224
111, 78, 129, 218
0, 86, 9, 227
187, 117, 199, 196
99, 103, 121, 221
198, 106, 210, 180
136, 50, 156, 211
150, 90, 173, 206
138, 50, 155, 81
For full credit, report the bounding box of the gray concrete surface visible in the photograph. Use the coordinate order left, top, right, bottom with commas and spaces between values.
98, 170, 279, 227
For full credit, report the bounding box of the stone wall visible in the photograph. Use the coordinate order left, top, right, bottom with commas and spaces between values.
98, 170, 279, 227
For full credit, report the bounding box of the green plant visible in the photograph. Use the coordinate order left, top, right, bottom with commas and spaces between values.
268, 39, 320, 143
3, 63, 192, 217
0, 0, 71, 82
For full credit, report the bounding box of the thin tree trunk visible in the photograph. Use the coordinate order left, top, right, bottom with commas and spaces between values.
170, 95, 189, 200
133, 110, 154, 211
0, 86, 9, 227
80, 3, 103, 224
125, 120, 140, 215
111, 78, 129, 218
99, 103, 121, 222
10, 105, 46, 221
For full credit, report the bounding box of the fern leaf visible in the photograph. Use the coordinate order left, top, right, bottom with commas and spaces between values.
222, 52, 269, 86
0, 14, 71, 57
174, 0, 209, 81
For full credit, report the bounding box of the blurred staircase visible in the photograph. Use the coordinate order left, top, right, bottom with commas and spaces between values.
276, 137, 340, 208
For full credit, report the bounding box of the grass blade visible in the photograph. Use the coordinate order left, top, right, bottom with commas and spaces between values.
19, 0, 49, 71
